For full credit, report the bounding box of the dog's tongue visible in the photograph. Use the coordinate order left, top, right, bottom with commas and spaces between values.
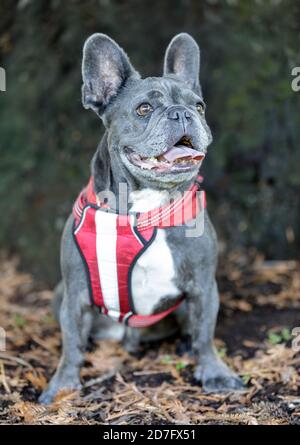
163, 145, 202, 162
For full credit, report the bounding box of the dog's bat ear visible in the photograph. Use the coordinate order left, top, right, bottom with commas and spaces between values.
82, 33, 139, 115
163, 33, 202, 96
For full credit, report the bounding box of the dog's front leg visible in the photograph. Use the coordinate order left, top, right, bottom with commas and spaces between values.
190, 279, 244, 393
39, 291, 93, 404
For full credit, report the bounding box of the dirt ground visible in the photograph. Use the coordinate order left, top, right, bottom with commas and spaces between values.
0, 250, 300, 425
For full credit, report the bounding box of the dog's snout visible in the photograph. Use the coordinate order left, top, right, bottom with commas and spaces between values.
167, 106, 191, 132
184, 110, 191, 120
167, 106, 191, 121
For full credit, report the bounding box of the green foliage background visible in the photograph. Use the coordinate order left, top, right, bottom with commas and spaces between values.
0, 0, 299, 284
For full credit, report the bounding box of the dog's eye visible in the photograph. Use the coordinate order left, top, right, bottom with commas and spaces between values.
196, 102, 205, 115
136, 103, 153, 117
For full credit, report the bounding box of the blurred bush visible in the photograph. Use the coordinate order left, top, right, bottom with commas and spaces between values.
0, 0, 299, 284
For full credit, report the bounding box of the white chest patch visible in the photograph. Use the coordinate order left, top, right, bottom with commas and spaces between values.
129, 188, 181, 316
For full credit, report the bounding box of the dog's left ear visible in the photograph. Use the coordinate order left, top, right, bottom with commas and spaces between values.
163, 33, 201, 96
82, 33, 140, 115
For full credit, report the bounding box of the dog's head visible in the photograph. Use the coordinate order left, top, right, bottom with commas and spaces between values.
82, 33, 212, 189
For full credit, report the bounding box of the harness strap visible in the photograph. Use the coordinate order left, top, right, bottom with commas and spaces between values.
126, 297, 184, 328
73, 175, 206, 226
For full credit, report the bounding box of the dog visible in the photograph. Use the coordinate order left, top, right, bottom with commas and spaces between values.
39, 32, 243, 404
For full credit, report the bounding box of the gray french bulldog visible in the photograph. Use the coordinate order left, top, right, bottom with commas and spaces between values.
39, 32, 243, 404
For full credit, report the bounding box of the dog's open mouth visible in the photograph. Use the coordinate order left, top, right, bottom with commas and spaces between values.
125, 136, 205, 173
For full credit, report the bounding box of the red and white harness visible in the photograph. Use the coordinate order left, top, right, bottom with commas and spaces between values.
73, 176, 206, 328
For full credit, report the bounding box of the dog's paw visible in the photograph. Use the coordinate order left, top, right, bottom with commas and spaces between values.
202, 375, 244, 393
38, 389, 56, 405
194, 362, 244, 394
38, 381, 82, 404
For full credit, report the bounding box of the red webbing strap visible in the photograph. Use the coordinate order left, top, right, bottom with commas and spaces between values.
127, 297, 184, 328
73, 175, 206, 227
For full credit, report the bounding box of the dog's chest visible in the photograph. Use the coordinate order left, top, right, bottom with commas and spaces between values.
130, 189, 181, 315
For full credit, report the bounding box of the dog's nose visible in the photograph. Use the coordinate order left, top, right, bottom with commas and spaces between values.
167, 106, 191, 130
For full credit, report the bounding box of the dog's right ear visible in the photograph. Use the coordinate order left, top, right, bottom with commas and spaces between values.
82, 34, 139, 115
